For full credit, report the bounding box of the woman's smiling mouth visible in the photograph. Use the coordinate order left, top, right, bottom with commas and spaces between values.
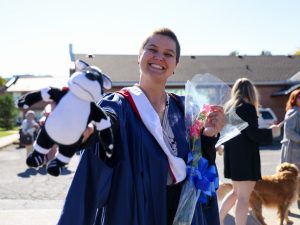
149, 63, 165, 70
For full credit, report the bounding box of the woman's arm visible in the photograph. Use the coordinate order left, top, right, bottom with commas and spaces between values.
284, 110, 300, 143
201, 134, 219, 165
239, 104, 273, 145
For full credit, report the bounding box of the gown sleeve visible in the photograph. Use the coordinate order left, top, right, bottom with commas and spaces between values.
201, 134, 219, 165
284, 109, 300, 143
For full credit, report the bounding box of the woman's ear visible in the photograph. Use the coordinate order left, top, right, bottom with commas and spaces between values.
137, 55, 141, 64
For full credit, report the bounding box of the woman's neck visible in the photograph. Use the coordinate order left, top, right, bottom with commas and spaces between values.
137, 83, 167, 120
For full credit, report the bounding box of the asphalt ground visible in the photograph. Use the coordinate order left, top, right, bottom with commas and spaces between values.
0, 135, 299, 225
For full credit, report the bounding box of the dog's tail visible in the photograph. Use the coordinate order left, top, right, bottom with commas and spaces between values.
217, 182, 233, 201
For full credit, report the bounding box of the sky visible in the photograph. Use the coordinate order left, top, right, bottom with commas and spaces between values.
0, 0, 299, 78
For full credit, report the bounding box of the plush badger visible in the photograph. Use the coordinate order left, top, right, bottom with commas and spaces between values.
17, 60, 114, 176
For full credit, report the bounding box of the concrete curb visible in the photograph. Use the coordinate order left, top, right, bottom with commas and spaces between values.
0, 133, 19, 149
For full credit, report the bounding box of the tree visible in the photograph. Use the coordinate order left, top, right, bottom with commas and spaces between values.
0, 93, 17, 130
229, 51, 239, 56
260, 51, 272, 56
294, 49, 300, 55
0, 76, 5, 87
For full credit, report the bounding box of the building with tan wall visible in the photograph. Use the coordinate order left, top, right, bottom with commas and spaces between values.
7, 55, 300, 121
73, 54, 300, 121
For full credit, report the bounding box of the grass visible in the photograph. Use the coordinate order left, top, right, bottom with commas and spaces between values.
0, 127, 19, 138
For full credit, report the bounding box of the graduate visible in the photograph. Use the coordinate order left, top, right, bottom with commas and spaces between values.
58, 28, 225, 225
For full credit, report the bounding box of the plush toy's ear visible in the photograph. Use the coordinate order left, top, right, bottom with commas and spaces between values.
75, 60, 89, 71
102, 73, 112, 90
90, 65, 112, 90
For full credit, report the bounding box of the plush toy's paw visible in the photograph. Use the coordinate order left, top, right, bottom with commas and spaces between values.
47, 159, 66, 177
26, 151, 45, 168
99, 127, 114, 158
17, 96, 29, 109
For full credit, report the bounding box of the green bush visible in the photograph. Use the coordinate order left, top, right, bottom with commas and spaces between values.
0, 94, 17, 130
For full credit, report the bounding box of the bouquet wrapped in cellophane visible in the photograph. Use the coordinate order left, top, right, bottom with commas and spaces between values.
173, 74, 248, 225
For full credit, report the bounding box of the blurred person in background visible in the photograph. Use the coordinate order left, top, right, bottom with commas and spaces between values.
219, 78, 281, 225
280, 88, 300, 209
21, 110, 39, 156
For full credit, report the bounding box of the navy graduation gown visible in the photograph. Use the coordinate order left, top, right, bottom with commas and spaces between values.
57, 92, 220, 225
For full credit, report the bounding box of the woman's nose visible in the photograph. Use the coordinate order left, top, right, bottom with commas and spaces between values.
153, 51, 164, 61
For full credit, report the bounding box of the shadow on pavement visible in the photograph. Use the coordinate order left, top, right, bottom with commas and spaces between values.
289, 210, 300, 219
17, 166, 72, 178
17, 168, 38, 177
60, 166, 73, 175
37, 166, 47, 175
224, 214, 235, 224
260, 143, 281, 151
223, 212, 263, 225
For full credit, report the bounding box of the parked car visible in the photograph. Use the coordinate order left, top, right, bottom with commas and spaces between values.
258, 108, 278, 129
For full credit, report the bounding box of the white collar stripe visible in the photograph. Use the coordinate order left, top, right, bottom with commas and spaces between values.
124, 86, 186, 184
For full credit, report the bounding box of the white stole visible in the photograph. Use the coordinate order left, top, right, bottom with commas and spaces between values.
125, 86, 186, 184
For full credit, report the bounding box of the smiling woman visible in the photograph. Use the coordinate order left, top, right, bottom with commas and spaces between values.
57, 28, 225, 225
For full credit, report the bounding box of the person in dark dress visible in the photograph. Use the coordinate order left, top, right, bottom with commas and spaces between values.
57, 28, 225, 225
219, 78, 281, 225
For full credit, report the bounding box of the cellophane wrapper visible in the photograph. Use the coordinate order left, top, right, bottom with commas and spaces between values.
173, 74, 248, 225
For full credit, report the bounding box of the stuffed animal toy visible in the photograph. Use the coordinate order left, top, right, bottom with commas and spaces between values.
17, 60, 114, 176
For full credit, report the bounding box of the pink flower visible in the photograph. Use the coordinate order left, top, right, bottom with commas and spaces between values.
201, 104, 212, 116
189, 119, 203, 138
202, 104, 211, 113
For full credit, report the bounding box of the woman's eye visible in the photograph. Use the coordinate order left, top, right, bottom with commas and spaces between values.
165, 53, 174, 57
148, 48, 157, 53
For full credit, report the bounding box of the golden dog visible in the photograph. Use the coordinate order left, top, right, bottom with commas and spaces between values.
217, 163, 299, 225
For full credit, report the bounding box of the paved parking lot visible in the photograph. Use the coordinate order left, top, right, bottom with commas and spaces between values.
0, 141, 299, 225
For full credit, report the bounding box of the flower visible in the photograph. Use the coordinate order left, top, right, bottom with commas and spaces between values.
189, 119, 202, 139
173, 73, 248, 225
189, 104, 211, 139
173, 103, 219, 225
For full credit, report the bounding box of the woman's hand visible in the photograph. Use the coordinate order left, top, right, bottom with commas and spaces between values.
203, 105, 225, 137
82, 123, 95, 143
270, 124, 281, 138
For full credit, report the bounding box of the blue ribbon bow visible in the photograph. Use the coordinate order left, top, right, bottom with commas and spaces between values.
186, 153, 219, 203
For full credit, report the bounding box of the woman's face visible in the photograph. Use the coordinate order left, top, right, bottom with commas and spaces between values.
138, 34, 177, 83
26, 114, 35, 120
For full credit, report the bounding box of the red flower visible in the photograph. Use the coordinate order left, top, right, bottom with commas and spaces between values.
189, 119, 203, 138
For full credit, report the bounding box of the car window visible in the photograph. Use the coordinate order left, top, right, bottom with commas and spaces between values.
260, 111, 274, 119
